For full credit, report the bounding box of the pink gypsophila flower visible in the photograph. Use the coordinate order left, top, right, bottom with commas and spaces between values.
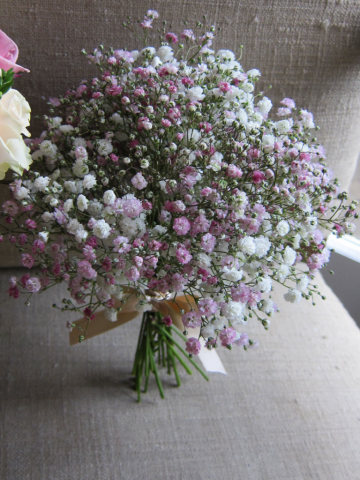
176, 246, 193, 264
2, 200, 18, 216
25, 219, 37, 230
185, 337, 201, 355
77, 260, 97, 279
131, 172, 148, 190
25, 277, 41, 293
219, 327, 237, 347
198, 298, 218, 316
201, 233, 216, 253
182, 311, 201, 329
173, 217, 191, 235
32, 239, 45, 254
125, 266, 140, 282
22, 253, 34, 268
252, 170, 266, 184
165, 32, 178, 43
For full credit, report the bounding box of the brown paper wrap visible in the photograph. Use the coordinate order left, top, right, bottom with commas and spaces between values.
69, 289, 198, 346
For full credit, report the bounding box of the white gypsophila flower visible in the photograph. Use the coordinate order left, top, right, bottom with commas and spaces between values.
34, 176, 50, 192
101, 206, 116, 224
201, 324, 216, 339
296, 274, 310, 292
104, 308, 118, 322
293, 233, 301, 249
238, 236, 256, 255
221, 301, 245, 322
41, 211, 54, 223
195, 252, 211, 269
103, 190, 116, 205
152, 225, 167, 237
254, 235, 271, 258
45, 195, 59, 207
262, 134, 275, 149
242, 82, 254, 93
274, 119, 291, 134
112, 286, 124, 300
235, 251, 246, 266
77, 194, 89, 212
283, 246, 296, 266
217, 240, 229, 253
50, 168, 61, 181
257, 97, 272, 114
141, 46, 156, 57
253, 275, 272, 293
73, 137, 87, 148
222, 267, 243, 282
344, 222, 356, 234
259, 299, 274, 315
302, 216, 317, 232
151, 56, 162, 68
37, 232, 49, 244
111, 113, 123, 124
93, 219, 111, 239
247, 68, 261, 77
135, 302, 153, 314
284, 289, 302, 303
276, 220, 290, 236
48, 116, 62, 128
157, 46, 173, 62
217, 49, 235, 62
59, 125, 74, 134
72, 160, 89, 178
87, 200, 103, 217
64, 180, 77, 193
14, 186, 29, 200
185, 86, 205, 102
82, 174, 97, 189
212, 317, 226, 330
97, 139, 113, 156
40, 140, 58, 157
275, 264, 290, 282
66, 218, 82, 235
63, 199, 73, 212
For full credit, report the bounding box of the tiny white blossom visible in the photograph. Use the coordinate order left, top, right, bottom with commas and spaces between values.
104, 308, 118, 322
63, 199, 73, 212
77, 194, 89, 212
238, 236, 256, 255
97, 139, 113, 156
93, 219, 112, 239
103, 190, 116, 205
83, 174, 97, 189
284, 289, 302, 303
34, 176, 50, 192
283, 246, 296, 266
277, 220, 290, 236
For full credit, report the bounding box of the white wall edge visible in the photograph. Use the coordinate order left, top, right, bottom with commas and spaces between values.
326, 234, 360, 263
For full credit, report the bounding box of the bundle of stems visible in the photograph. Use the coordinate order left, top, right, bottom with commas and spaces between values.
132, 312, 209, 401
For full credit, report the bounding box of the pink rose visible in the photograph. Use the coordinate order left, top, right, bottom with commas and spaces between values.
0, 30, 29, 73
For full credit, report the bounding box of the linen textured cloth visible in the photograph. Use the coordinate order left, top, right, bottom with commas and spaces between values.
1, 269, 360, 479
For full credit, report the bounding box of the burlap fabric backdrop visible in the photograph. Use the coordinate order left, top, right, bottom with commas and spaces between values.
1, 1, 360, 479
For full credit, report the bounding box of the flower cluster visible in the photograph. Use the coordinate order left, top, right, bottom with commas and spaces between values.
1, 12, 357, 354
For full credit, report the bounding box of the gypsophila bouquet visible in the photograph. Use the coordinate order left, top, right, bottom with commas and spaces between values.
1, 10, 358, 399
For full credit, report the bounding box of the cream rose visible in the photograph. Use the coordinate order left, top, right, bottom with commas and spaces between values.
0, 88, 32, 179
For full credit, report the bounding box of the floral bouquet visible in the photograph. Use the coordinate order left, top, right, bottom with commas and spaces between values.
0, 11, 358, 400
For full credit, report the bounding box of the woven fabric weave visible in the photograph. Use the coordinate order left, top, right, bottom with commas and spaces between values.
1, 269, 360, 479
